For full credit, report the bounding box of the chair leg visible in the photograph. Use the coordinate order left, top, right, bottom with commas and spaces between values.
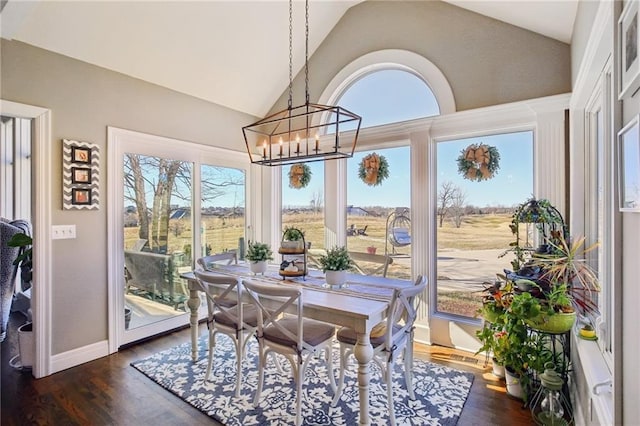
404, 335, 416, 399
253, 342, 266, 406
235, 334, 243, 397
296, 356, 304, 426
205, 329, 216, 381
331, 343, 348, 407
325, 346, 337, 394
385, 362, 396, 426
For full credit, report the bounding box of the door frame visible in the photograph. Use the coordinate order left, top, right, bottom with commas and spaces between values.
107, 127, 250, 351
1, 99, 53, 378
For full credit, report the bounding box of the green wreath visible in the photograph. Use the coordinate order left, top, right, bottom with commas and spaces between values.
288, 163, 312, 189
457, 143, 500, 182
358, 153, 390, 186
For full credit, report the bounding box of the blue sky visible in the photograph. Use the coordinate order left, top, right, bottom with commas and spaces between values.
282, 69, 533, 208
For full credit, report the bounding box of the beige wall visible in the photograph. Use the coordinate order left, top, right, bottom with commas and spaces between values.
1, 39, 255, 354
270, 0, 571, 115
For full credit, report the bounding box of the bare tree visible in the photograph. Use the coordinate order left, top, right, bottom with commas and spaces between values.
310, 190, 323, 214
450, 187, 468, 228
124, 155, 243, 254
437, 181, 457, 227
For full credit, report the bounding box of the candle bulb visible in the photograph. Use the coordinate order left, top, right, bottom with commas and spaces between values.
262, 140, 267, 158
296, 134, 300, 154
315, 134, 319, 151
279, 138, 283, 156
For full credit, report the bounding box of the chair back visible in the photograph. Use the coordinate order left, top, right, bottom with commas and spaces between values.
242, 279, 305, 351
194, 270, 244, 329
197, 251, 238, 270
384, 275, 427, 348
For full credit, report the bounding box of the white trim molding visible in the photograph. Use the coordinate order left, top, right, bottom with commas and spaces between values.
0, 99, 53, 378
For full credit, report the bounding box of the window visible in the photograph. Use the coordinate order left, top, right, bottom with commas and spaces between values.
435, 131, 534, 319
584, 66, 613, 364
339, 69, 439, 128
346, 146, 411, 279
281, 162, 324, 249
200, 164, 246, 257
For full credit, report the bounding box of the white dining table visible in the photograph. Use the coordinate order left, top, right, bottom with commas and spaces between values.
180, 266, 411, 426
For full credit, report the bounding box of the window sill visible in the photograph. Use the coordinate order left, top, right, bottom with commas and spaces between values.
571, 333, 613, 425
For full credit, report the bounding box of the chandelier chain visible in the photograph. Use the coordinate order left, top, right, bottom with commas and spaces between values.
288, 0, 293, 109
305, 0, 310, 104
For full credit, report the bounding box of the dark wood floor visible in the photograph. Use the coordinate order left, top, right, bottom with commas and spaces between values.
2, 313, 534, 425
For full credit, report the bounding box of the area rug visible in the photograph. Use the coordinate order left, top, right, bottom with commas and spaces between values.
131, 335, 474, 425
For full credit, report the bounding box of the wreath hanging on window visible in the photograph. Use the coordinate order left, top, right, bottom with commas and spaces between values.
457, 143, 500, 182
358, 152, 390, 186
288, 163, 312, 189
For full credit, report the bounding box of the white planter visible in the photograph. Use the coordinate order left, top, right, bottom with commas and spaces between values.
505, 367, 524, 400
325, 270, 347, 287
281, 241, 303, 250
16, 322, 34, 369
250, 260, 268, 275
492, 359, 505, 378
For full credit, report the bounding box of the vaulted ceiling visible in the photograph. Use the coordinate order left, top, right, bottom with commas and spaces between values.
1, 0, 577, 118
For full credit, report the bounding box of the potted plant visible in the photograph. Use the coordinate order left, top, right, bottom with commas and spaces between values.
281, 227, 305, 251
6, 231, 33, 369
245, 241, 273, 275
7, 232, 32, 287
319, 246, 354, 287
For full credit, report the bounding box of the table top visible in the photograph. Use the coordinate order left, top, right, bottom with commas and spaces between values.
181, 264, 412, 331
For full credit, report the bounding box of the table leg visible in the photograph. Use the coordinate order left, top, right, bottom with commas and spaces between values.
187, 286, 200, 362
354, 331, 374, 426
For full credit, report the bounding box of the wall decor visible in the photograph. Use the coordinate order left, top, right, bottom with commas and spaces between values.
288, 163, 312, 189
457, 143, 500, 182
619, 0, 640, 99
358, 153, 389, 186
63, 139, 99, 210
618, 115, 640, 212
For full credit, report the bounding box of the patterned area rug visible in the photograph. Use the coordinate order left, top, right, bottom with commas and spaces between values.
131, 335, 474, 425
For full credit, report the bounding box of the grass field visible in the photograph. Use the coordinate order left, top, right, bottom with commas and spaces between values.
124, 211, 517, 318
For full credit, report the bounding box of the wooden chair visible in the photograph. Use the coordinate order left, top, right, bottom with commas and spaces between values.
194, 270, 258, 397
197, 251, 238, 270
242, 279, 336, 426
331, 275, 427, 426
348, 251, 394, 277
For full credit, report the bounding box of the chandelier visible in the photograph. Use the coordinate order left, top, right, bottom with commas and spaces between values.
242, 0, 361, 166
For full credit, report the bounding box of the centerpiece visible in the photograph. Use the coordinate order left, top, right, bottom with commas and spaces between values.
318, 246, 354, 288
245, 241, 273, 275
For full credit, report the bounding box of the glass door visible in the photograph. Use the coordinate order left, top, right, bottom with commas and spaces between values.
122, 154, 193, 336
109, 127, 250, 347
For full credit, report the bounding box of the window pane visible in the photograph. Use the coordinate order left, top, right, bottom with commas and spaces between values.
123, 154, 193, 328
435, 131, 534, 318
338, 69, 439, 129
282, 162, 325, 249
346, 147, 411, 279
200, 164, 246, 258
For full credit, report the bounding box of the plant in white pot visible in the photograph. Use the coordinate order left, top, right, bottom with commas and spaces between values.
281, 227, 305, 251
319, 246, 354, 288
246, 241, 273, 275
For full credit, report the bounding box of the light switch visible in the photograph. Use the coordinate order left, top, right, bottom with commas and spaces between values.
52, 225, 76, 239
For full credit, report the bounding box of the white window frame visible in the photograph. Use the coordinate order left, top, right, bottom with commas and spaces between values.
584, 61, 615, 368
107, 127, 251, 351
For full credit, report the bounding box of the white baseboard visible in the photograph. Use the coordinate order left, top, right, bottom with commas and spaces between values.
50, 340, 110, 374
414, 322, 432, 345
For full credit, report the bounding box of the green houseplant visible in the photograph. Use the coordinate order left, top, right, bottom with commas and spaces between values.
246, 241, 273, 275
7, 232, 33, 286
281, 227, 305, 251
319, 246, 354, 287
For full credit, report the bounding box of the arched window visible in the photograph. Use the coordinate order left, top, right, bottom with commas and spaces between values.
339, 69, 438, 279
337, 69, 440, 128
